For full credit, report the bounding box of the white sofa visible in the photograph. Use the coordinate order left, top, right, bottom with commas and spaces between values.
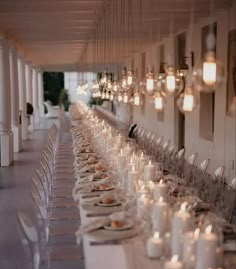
44, 101, 60, 118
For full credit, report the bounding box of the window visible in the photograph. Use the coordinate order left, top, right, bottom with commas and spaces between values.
157, 45, 165, 122
199, 23, 217, 141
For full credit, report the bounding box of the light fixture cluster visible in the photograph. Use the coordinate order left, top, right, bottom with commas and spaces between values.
90, 47, 224, 114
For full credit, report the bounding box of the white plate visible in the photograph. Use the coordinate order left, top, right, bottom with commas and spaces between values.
103, 221, 133, 231
95, 201, 121, 207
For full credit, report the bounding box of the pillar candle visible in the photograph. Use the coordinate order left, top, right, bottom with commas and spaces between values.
171, 202, 192, 258
138, 152, 147, 174
164, 255, 183, 269
128, 165, 139, 194
146, 232, 163, 259
144, 160, 156, 181
137, 194, 150, 219
154, 179, 168, 200
182, 229, 200, 269
152, 197, 169, 236
195, 225, 218, 269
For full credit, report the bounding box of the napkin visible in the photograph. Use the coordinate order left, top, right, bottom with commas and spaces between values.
75, 218, 109, 245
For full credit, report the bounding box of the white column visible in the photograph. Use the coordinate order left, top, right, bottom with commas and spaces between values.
26, 62, 34, 131
25, 62, 32, 104
38, 71, 44, 117
9, 45, 21, 152
32, 67, 39, 127
18, 55, 28, 140
0, 37, 13, 166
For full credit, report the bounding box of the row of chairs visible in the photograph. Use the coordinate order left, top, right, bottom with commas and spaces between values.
132, 125, 236, 224
16, 111, 83, 268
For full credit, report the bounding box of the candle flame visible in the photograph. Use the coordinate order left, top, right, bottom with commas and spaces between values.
159, 179, 163, 184
171, 255, 178, 263
132, 165, 135, 172
141, 152, 143, 157
148, 160, 151, 165
194, 228, 200, 239
120, 149, 123, 154
205, 225, 212, 235
159, 196, 164, 203
154, 232, 159, 239
180, 202, 188, 212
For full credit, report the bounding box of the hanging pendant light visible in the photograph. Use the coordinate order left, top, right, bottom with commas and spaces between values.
107, 79, 112, 90
146, 70, 155, 95
127, 70, 133, 86
123, 91, 129, 104
117, 91, 123, 102
113, 81, 118, 92
153, 90, 166, 111
101, 91, 106, 99
193, 50, 224, 93
110, 92, 114, 101
105, 91, 110, 100
176, 86, 198, 113
97, 90, 102, 98
163, 66, 184, 95
132, 91, 143, 107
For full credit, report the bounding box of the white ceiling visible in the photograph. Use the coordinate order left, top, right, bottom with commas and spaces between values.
0, 0, 232, 71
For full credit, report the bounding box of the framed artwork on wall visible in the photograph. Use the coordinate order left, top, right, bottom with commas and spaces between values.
226, 29, 236, 114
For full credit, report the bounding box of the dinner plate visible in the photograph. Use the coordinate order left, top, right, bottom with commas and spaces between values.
103, 221, 133, 231
95, 201, 121, 207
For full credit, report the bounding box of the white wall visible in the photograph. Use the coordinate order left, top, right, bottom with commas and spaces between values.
117, 2, 236, 176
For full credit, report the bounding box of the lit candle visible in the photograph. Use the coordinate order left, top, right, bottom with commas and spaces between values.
128, 165, 139, 194
137, 194, 150, 219
154, 179, 168, 200
182, 228, 200, 269
146, 232, 163, 259
144, 160, 156, 181
117, 149, 126, 169
171, 202, 191, 258
164, 255, 183, 269
152, 197, 169, 236
138, 152, 147, 174
195, 225, 218, 269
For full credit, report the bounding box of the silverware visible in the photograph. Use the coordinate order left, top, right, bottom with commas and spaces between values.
86, 212, 111, 217
82, 194, 100, 199
90, 240, 122, 246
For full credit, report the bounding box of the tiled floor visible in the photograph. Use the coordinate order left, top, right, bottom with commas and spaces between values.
0, 121, 53, 268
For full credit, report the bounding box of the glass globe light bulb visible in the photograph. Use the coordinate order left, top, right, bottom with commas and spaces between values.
165, 66, 176, 93
123, 92, 129, 104
97, 91, 101, 98
107, 80, 112, 89
101, 92, 105, 99
133, 92, 141, 106
146, 71, 155, 95
176, 86, 198, 113
122, 77, 127, 88
117, 93, 123, 102
105, 91, 110, 100
110, 93, 114, 101
193, 51, 224, 93
154, 91, 166, 111
113, 81, 118, 92
127, 71, 133, 86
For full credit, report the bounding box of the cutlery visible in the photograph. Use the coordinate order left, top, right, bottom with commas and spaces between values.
89, 240, 122, 246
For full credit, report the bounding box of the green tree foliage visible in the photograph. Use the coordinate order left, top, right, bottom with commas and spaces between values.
59, 88, 70, 111
43, 72, 64, 105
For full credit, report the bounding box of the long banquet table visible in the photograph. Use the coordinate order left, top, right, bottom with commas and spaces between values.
72, 103, 236, 269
